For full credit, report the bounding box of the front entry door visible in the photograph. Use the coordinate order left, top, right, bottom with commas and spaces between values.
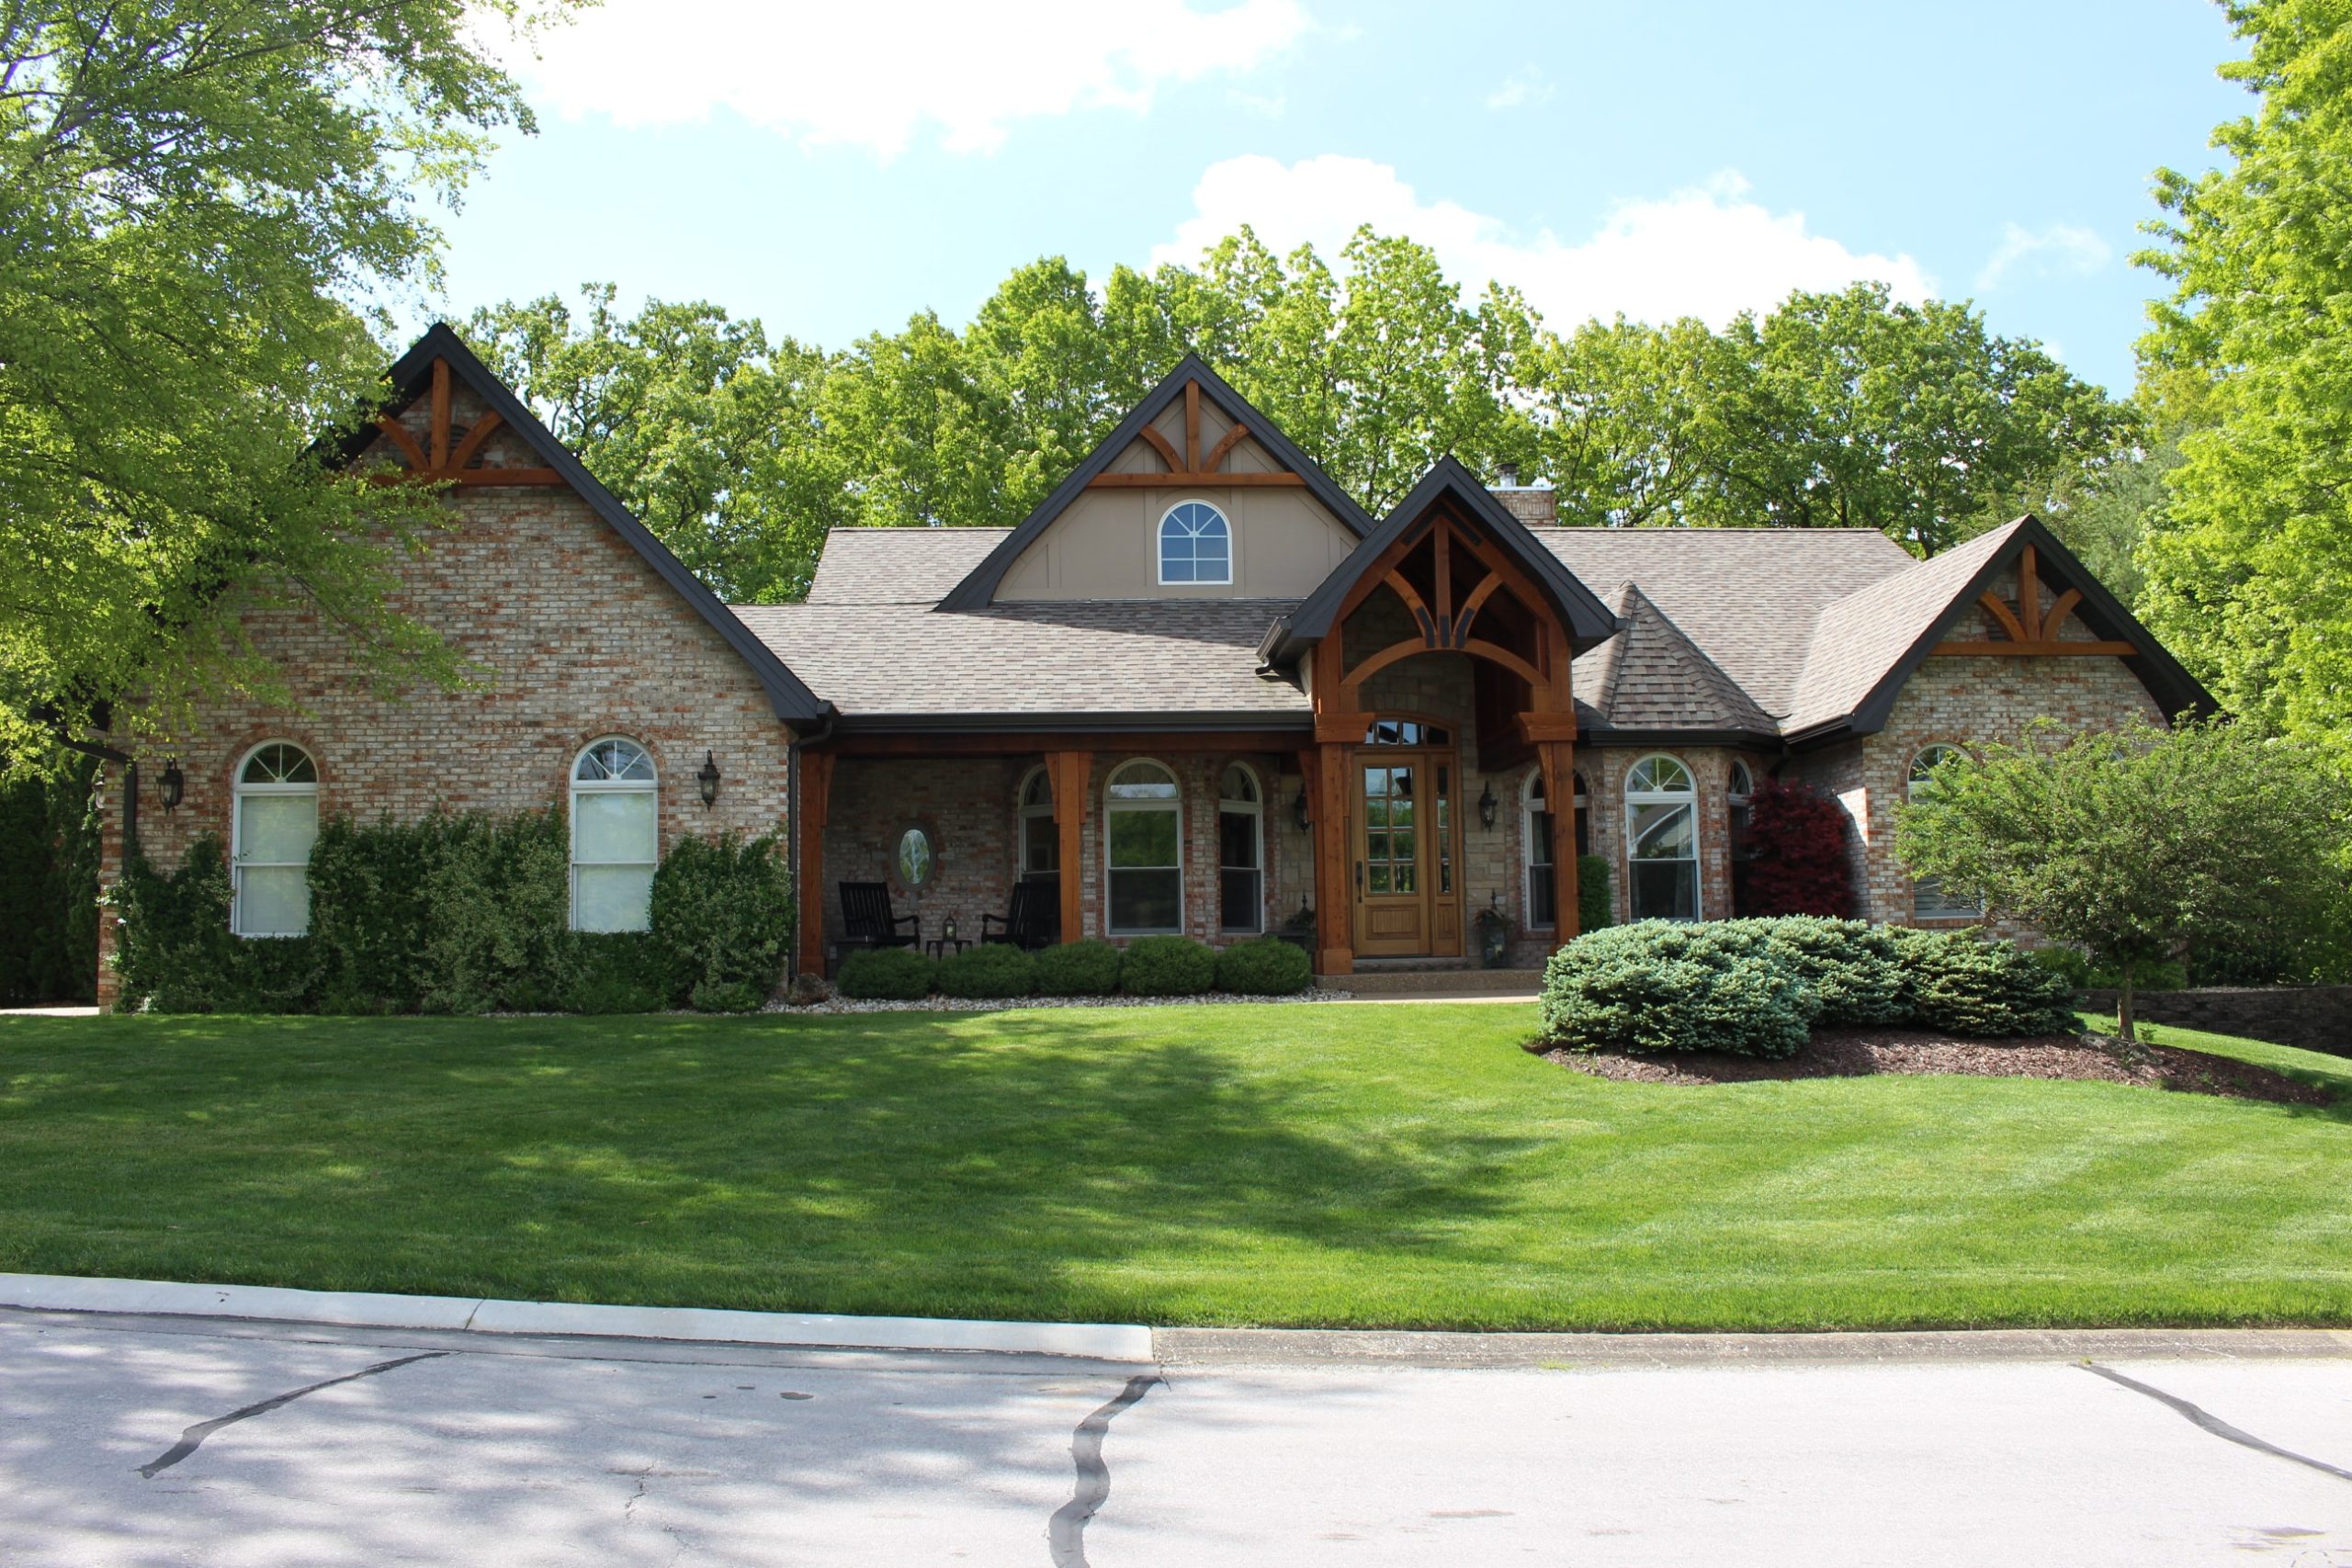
1353, 750, 1463, 958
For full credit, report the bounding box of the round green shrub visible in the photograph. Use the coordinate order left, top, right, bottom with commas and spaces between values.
1215, 936, 1311, 995
1120, 934, 1217, 997
1541, 919, 1817, 1058
937, 942, 1038, 998
1891, 928, 2079, 1036
1035, 940, 1123, 996
1746, 916, 1909, 1026
836, 946, 935, 1001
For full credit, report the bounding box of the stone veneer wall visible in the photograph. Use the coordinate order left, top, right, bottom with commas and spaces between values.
93, 385, 798, 1008
2076, 987, 2352, 1057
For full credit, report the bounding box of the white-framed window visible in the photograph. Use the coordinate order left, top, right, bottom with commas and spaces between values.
1624, 753, 1700, 922
571, 737, 658, 932
1158, 501, 1232, 585
1522, 767, 1589, 929
1907, 744, 1984, 919
1217, 763, 1264, 933
1105, 760, 1182, 933
232, 741, 319, 937
1017, 765, 1058, 875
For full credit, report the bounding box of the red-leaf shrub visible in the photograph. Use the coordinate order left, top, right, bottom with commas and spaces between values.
1737, 778, 1854, 917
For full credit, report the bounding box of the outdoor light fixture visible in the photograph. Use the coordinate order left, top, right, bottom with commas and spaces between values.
1293, 785, 1310, 831
696, 750, 721, 808
943, 913, 958, 943
158, 757, 185, 813
1477, 779, 1498, 829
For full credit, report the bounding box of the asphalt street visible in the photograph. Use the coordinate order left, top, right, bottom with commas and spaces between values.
4, 1307, 2349, 1566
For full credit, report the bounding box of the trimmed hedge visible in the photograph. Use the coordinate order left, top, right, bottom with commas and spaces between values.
938, 942, 1038, 999
1215, 936, 1312, 996
1035, 939, 1122, 996
1541, 920, 1816, 1058
1121, 935, 1217, 996
1542, 916, 2083, 1055
837, 946, 935, 1000
112, 811, 793, 1014
1577, 854, 1613, 934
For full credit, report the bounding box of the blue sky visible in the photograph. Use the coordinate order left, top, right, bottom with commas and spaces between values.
433, 1, 2249, 397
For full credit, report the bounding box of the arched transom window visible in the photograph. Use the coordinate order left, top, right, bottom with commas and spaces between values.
1159, 501, 1231, 585
572, 738, 658, 932
1217, 763, 1263, 933
232, 742, 318, 937
1105, 760, 1182, 934
1625, 753, 1699, 922
1907, 745, 1983, 919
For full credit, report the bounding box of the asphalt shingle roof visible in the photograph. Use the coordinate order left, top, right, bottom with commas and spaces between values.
1783, 522, 2020, 734
805, 527, 1011, 604
1576, 582, 1780, 736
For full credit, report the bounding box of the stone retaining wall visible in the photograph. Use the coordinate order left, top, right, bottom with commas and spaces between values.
2078, 986, 2352, 1057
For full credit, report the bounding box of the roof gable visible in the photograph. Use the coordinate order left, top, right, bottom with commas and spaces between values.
805, 527, 1010, 604
935, 355, 1377, 612
1577, 582, 1778, 739
345, 325, 828, 724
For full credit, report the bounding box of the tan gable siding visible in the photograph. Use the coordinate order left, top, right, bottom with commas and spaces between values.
996, 399, 1359, 600
95, 387, 797, 1006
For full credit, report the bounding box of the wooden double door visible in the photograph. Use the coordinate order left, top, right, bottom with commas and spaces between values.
1352, 744, 1464, 958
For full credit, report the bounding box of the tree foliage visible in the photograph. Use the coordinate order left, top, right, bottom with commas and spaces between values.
1894, 718, 2352, 1039
1736, 778, 1855, 918
2136, 0, 2352, 762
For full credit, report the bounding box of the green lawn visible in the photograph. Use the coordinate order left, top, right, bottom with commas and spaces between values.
2, 1003, 2348, 1332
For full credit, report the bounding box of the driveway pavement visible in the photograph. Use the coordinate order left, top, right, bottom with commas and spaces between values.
4, 1306, 2348, 1566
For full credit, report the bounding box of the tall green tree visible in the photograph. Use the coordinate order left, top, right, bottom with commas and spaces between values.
0, 0, 568, 761
2137, 0, 2352, 758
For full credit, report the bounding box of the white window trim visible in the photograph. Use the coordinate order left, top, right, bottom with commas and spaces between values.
1217, 761, 1265, 934
571, 737, 659, 932
231, 740, 318, 938
1103, 759, 1184, 936
1521, 768, 1555, 931
1016, 764, 1057, 877
1157, 498, 1234, 587
1623, 752, 1701, 922
1907, 744, 1984, 919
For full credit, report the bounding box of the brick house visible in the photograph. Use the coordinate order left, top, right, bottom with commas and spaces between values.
88, 327, 2210, 1003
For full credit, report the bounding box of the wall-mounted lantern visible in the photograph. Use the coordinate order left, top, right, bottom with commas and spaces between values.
1477, 779, 1498, 830
158, 758, 185, 813
1293, 785, 1311, 831
696, 750, 721, 808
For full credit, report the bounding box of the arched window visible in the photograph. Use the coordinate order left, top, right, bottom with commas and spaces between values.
1217, 763, 1263, 933
1105, 760, 1182, 934
1907, 745, 1982, 919
572, 738, 658, 932
1625, 754, 1700, 921
232, 742, 318, 936
1522, 768, 1590, 929
1159, 501, 1231, 585
1017, 766, 1058, 877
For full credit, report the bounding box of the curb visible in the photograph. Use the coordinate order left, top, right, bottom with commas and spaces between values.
0, 1272, 1153, 1362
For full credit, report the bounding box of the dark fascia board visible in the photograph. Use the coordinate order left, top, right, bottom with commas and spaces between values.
934, 354, 1379, 614
829, 709, 1313, 737
1261, 456, 1623, 667
335, 325, 831, 725
1844, 515, 2215, 738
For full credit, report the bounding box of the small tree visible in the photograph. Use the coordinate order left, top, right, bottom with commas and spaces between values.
1894, 717, 2351, 1041
1738, 778, 1855, 917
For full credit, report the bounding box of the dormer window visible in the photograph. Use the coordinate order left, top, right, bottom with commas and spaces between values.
1159, 501, 1231, 585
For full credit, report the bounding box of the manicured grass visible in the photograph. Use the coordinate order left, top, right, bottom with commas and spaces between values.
2, 1004, 2348, 1332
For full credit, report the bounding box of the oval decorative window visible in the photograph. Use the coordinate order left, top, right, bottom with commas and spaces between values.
895, 826, 935, 889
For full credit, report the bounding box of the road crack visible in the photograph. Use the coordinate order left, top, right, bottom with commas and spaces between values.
2081, 1363, 2352, 1484
1047, 1374, 1159, 1568
135, 1352, 448, 1478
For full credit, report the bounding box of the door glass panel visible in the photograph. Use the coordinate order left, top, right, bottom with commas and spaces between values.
1363, 763, 1417, 897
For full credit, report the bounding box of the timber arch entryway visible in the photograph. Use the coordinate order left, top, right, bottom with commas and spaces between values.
1351, 717, 1464, 959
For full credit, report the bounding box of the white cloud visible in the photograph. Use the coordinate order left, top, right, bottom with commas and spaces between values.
509, 0, 1313, 157
1974, 221, 2111, 292
1150, 155, 1935, 328
1486, 68, 1554, 111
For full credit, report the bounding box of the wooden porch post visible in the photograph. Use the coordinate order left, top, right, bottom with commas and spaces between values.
1047, 750, 1091, 943
796, 750, 836, 976
1315, 739, 1354, 975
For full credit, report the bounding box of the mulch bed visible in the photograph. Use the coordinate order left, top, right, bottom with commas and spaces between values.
1536, 1027, 2333, 1106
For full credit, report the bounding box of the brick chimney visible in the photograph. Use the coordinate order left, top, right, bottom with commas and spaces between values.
1490, 465, 1557, 527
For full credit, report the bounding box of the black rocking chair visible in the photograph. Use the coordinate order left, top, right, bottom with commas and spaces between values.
981, 874, 1059, 951
836, 881, 919, 970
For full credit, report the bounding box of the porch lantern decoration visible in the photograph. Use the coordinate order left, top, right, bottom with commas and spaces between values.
158, 757, 185, 813
943, 913, 958, 943
1477, 779, 1498, 829
696, 750, 721, 808
1293, 784, 1310, 831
